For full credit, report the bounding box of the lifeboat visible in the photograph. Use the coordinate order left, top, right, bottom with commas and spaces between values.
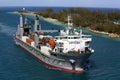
49, 39, 56, 47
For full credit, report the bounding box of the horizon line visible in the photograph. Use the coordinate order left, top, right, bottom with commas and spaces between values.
0, 6, 120, 9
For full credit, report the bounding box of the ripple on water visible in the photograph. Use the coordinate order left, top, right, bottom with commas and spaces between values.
88, 64, 120, 80
0, 23, 16, 36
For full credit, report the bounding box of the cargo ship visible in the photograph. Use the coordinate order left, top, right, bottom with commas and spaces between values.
14, 14, 94, 73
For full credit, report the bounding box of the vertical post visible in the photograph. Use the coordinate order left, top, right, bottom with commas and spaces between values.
19, 14, 24, 37
34, 33, 39, 48
66, 15, 73, 35
34, 15, 40, 32
20, 14, 24, 27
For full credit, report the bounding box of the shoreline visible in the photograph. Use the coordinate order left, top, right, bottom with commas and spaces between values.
43, 16, 120, 38
87, 28, 120, 38
87, 28, 109, 35
11, 11, 120, 38
12, 11, 64, 26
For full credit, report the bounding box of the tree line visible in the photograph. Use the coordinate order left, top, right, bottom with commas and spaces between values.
18, 8, 120, 34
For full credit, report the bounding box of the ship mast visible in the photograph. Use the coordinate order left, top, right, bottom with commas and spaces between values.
19, 14, 24, 27
66, 15, 73, 35
17, 14, 24, 37
34, 15, 41, 32
34, 15, 40, 48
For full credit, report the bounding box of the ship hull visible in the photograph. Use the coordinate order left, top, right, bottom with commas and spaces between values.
50, 52, 92, 68
14, 36, 92, 73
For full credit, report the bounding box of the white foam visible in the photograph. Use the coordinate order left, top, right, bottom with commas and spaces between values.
0, 23, 16, 36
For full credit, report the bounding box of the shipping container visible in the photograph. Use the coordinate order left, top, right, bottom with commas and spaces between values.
26, 38, 33, 45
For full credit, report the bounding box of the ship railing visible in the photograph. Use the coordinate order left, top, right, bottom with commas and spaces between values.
81, 35, 91, 38
38, 30, 59, 33
55, 36, 81, 40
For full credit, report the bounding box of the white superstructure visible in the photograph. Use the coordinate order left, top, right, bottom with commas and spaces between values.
52, 15, 93, 54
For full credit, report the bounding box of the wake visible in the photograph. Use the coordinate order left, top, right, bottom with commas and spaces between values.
0, 23, 16, 36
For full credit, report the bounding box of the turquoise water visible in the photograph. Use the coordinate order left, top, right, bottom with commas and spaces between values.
0, 7, 120, 80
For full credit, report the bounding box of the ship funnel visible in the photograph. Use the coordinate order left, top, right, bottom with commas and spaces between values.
34, 32, 39, 48
34, 15, 40, 32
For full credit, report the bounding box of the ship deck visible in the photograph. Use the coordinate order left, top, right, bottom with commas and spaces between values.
40, 46, 51, 56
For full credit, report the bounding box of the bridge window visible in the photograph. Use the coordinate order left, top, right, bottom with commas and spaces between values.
74, 37, 80, 39
59, 42, 64, 47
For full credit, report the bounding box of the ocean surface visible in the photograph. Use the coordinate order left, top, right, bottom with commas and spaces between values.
0, 7, 120, 80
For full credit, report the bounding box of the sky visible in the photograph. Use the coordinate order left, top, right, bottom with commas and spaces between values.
0, 0, 120, 8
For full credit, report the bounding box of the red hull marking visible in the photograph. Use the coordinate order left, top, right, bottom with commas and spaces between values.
18, 44, 84, 73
